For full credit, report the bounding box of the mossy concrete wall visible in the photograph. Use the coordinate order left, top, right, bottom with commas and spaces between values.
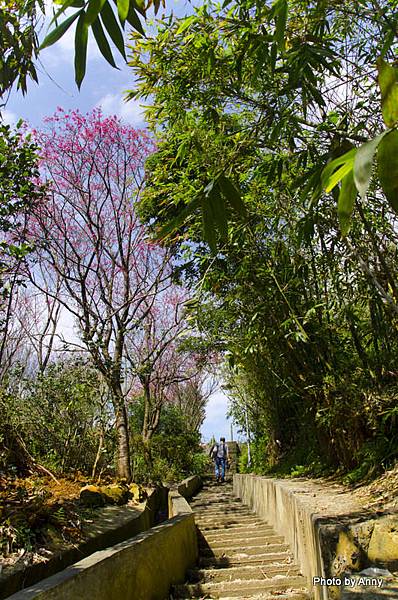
5, 514, 198, 600
1, 486, 168, 600
176, 475, 202, 500
233, 474, 328, 600
233, 474, 398, 600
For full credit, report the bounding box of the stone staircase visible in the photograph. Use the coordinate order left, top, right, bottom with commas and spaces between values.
171, 480, 311, 600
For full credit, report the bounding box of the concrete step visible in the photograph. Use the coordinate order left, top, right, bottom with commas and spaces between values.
199, 535, 285, 551
197, 522, 270, 533
200, 542, 290, 558
198, 551, 295, 568
175, 593, 310, 600
187, 563, 302, 583
195, 516, 261, 527
175, 592, 311, 600
202, 528, 277, 543
173, 575, 308, 598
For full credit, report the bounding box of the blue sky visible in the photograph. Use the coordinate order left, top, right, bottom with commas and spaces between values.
4, 0, 233, 442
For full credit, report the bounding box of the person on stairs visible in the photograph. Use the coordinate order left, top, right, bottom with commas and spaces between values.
210, 437, 229, 483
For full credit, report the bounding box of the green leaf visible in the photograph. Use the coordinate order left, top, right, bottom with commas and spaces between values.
353, 132, 388, 199
201, 197, 217, 252
74, 11, 88, 88
338, 170, 357, 237
321, 148, 356, 191
209, 185, 228, 242
377, 129, 398, 213
273, 0, 288, 52
325, 158, 355, 193
217, 174, 247, 217
40, 10, 82, 50
100, 1, 126, 59
176, 15, 196, 35
156, 197, 201, 240
117, 0, 129, 25
49, 0, 84, 26
85, 0, 106, 26
91, 17, 117, 68
377, 57, 398, 128
126, 4, 145, 35
131, 0, 146, 16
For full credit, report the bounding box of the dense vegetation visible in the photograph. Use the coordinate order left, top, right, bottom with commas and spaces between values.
128, 0, 398, 482
1, 0, 398, 498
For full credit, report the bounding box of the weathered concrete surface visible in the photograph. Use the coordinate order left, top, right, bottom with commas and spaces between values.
173, 479, 310, 599
0, 486, 168, 600
177, 475, 202, 500
233, 474, 398, 600
5, 513, 198, 600
169, 490, 193, 517
234, 474, 324, 600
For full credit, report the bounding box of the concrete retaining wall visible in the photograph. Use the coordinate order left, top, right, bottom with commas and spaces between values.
176, 475, 202, 500
6, 514, 197, 600
5, 481, 200, 600
1, 486, 168, 600
233, 474, 327, 600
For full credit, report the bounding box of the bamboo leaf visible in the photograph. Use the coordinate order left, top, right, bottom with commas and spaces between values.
40, 10, 82, 50
74, 11, 88, 88
321, 148, 357, 189
91, 17, 117, 68
274, 0, 288, 52
218, 174, 247, 217
325, 159, 355, 193
156, 197, 201, 240
117, 0, 129, 25
126, 4, 145, 35
353, 132, 387, 199
209, 185, 228, 242
100, 1, 126, 59
377, 129, 398, 213
201, 196, 217, 252
85, 0, 106, 26
338, 171, 357, 237
377, 57, 398, 128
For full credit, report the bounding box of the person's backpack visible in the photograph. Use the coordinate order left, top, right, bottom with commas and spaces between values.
210, 444, 218, 459
210, 442, 227, 459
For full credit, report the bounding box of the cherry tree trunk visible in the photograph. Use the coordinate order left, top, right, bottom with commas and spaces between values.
114, 397, 131, 481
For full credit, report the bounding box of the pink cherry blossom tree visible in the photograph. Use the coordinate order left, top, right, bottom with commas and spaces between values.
28, 108, 171, 479
125, 286, 202, 445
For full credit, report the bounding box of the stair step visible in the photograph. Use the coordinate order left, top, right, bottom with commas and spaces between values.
198, 551, 295, 568
202, 529, 277, 543
173, 575, 308, 598
198, 521, 270, 533
200, 542, 290, 558
175, 480, 309, 599
187, 563, 302, 583
175, 593, 310, 600
195, 516, 260, 527
199, 535, 285, 551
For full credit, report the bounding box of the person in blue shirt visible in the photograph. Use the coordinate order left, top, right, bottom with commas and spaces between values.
210, 437, 229, 483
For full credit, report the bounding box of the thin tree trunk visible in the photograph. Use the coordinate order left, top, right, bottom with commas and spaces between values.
92, 429, 104, 479
113, 394, 131, 481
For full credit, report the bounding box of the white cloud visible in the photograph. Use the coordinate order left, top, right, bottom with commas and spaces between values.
1, 109, 18, 126
96, 92, 146, 126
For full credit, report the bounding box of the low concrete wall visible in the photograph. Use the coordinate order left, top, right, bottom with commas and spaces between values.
5, 485, 199, 600
6, 514, 198, 600
233, 474, 327, 600
1, 486, 168, 600
176, 475, 202, 500
233, 474, 398, 600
